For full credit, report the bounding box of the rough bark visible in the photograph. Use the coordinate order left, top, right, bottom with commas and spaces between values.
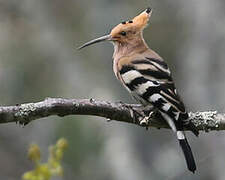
0, 98, 224, 132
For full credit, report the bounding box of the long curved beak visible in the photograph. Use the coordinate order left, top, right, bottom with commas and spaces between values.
78, 34, 111, 50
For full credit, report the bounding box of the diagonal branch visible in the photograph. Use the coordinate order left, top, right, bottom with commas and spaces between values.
0, 97, 224, 132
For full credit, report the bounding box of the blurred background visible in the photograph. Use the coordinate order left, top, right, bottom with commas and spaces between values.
0, 0, 225, 179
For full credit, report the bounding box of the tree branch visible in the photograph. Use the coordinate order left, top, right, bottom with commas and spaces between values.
0, 98, 224, 131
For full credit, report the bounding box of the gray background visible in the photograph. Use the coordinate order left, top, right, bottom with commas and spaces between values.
0, 0, 225, 179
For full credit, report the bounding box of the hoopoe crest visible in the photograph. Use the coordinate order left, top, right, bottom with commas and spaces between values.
79, 8, 199, 173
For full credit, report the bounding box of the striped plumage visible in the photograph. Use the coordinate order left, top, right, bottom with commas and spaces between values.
118, 55, 187, 123
116, 51, 199, 173
79, 7, 199, 173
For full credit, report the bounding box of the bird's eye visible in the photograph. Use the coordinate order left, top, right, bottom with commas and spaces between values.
120, 31, 126, 36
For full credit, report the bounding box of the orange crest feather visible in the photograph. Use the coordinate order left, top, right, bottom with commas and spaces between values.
110, 9, 152, 37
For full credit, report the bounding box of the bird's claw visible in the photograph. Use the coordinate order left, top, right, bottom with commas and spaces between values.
139, 111, 154, 130
139, 116, 149, 129
117, 101, 155, 129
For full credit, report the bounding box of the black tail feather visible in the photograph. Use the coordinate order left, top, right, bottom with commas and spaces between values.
179, 138, 196, 173
187, 122, 199, 137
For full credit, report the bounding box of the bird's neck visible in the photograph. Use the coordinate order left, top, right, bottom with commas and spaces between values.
113, 34, 148, 60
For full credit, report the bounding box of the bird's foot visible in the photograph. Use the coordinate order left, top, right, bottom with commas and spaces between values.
116, 101, 156, 130
139, 111, 154, 130
127, 105, 144, 123
139, 116, 149, 130
139, 107, 157, 130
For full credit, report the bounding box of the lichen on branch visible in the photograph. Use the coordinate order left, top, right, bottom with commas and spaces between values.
0, 97, 224, 132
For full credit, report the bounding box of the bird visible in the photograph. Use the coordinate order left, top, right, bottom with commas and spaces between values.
78, 7, 199, 173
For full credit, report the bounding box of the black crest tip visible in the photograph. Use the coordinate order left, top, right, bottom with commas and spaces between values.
146, 7, 152, 14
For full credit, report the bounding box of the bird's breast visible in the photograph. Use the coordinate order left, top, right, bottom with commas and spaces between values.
113, 57, 122, 81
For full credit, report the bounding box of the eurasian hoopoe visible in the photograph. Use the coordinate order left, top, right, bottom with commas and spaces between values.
78, 7, 199, 173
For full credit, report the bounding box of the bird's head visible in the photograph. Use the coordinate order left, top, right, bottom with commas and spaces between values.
78, 8, 152, 49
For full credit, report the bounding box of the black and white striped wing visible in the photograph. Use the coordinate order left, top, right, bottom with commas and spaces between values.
119, 57, 188, 123
119, 57, 198, 173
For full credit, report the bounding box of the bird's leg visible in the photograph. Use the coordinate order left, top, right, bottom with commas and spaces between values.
117, 101, 145, 123
116, 101, 157, 130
